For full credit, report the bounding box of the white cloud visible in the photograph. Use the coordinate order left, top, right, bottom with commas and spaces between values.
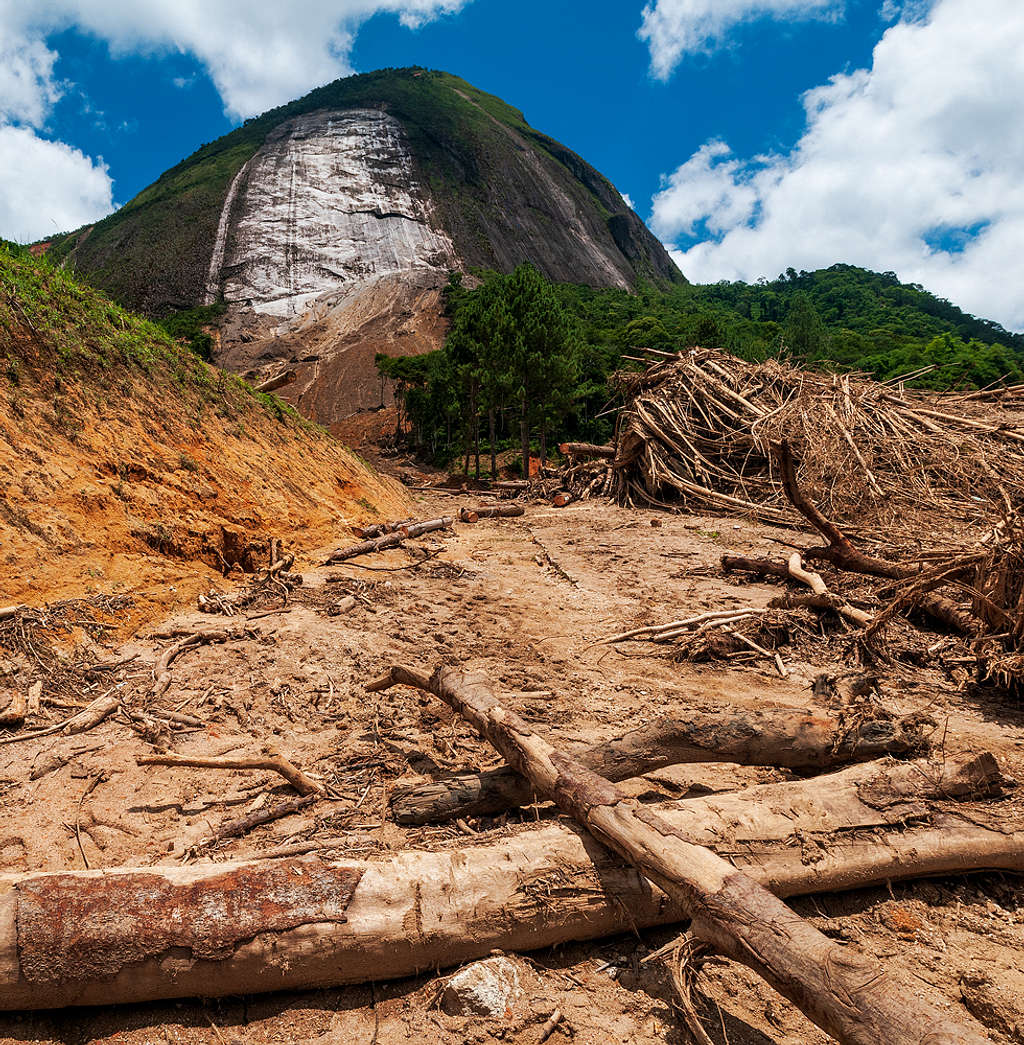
639, 0, 842, 78
3, 1, 471, 121
651, 0, 1024, 331
0, 0, 471, 240
0, 35, 63, 126
0, 126, 113, 241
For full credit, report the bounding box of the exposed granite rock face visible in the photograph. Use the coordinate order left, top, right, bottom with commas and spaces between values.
211, 110, 455, 317
49, 70, 685, 423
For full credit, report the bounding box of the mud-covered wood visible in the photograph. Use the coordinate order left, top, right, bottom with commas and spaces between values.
391, 704, 931, 824
459, 504, 524, 522
0, 753, 1012, 1010
324, 516, 452, 564
559, 442, 615, 459
376, 665, 990, 1045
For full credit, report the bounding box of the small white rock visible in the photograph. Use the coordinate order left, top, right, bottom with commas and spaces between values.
439, 957, 523, 1018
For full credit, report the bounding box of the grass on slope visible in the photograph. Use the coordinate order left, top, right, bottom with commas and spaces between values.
0, 241, 408, 608
0, 240, 306, 426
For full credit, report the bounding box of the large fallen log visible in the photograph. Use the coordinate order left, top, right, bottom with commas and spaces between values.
324, 517, 453, 564
375, 666, 989, 1045
0, 752, 1012, 1011
459, 504, 525, 522
558, 442, 615, 459
391, 703, 931, 824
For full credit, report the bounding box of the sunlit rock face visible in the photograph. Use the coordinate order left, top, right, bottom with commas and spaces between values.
210, 109, 455, 318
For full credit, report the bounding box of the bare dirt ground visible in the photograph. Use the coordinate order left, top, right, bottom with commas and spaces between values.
1, 491, 1023, 1045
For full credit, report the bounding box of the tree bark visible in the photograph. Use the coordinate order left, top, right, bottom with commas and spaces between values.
488, 406, 497, 479
324, 517, 452, 564
457, 505, 524, 522
373, 665, 989, 1045
391, 703, 931, 824
520, 397, 531, 481
0, 753, 1011, 1011
559, 442, 615, 459
351, 519, 414, 540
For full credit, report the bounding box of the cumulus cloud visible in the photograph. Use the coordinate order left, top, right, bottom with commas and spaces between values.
651, 0, 1024, 331
0, 126, 114, 241
0, 0, 470, 239
639, 0, 842, 78
4, 1, 471, 121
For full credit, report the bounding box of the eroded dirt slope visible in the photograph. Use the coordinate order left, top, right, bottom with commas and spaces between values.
0, 340, 407, 615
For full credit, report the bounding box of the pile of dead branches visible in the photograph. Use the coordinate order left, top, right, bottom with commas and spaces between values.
609, 440, 1024, 692
564, 348, 1024, 540
198, 553, 302, 615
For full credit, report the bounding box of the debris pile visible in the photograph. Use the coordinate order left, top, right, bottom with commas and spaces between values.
563, 348, 1024, 538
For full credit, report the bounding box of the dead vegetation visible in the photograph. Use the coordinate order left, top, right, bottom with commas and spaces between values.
563, 347, 1024, 536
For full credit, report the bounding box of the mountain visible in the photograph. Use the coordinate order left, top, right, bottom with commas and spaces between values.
0, 242, 407, 610
46, 68, 682, 426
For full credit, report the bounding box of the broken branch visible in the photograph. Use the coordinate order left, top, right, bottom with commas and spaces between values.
138, 744, 324, 796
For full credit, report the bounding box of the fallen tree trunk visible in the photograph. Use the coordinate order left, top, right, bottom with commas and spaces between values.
559, 442, 615, 459
459, 504, 525, 522
375, 666, 989, 1045
324, 517, 452, 564
0, 752, 1012, 1011
391, 703, 931, 824
352, 519, 413, 540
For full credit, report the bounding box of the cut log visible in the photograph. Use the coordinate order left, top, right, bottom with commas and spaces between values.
721, 554, 792, 580
324, 517, 452, 564
352, 519, 413, 540
0, 752, 1011, 1011
391, 704, 931, 825
558, 442, 615, 459
459, 504, 525, 522
374, 666, 989, 1045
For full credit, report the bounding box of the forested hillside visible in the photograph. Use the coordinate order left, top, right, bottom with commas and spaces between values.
381, 262, 1024, 472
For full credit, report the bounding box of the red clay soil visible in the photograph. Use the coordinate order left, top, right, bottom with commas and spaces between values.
0, 332, 409, 625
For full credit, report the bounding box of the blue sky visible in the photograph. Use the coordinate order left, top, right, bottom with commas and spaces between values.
2, 0, 1022, 330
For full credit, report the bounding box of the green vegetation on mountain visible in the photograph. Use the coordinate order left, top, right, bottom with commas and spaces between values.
381, 262, 1024, 472
46, 68, 680, 315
